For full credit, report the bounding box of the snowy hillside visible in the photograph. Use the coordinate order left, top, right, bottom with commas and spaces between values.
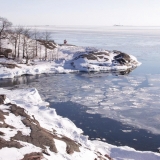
0, 88, 159, 160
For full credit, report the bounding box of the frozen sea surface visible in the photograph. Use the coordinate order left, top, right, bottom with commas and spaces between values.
9, 73, 159, 135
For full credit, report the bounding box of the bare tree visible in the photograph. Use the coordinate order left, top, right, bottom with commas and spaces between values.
32, 29, 41, 57
16, 26, 24, 58
42, 31, 52, 60
9, 31, 18, 58
38, 42, 42, 60
21, 28, 31, 58
0, 17, 12, 52
21, 29, 35, 64
25, 38, 34, 64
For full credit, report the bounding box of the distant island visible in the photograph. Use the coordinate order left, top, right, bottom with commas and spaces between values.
113, 25, 123, 27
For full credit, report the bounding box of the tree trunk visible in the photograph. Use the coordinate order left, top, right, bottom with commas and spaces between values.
45, 47, 47, 60
17, 34, 21, 58
35, 40, 38, 57
22, 38, 26, 58
26, 55, 29, 64
14, 41, 17, 58
0, 37, 2, 53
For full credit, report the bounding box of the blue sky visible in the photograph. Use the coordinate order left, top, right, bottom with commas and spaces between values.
0, 0, 160, 26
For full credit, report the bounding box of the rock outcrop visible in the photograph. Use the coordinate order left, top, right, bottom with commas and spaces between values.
21, 152, 44, 160
114, 51, 131, 64
0, 62, 21, 69
9, 104, 80, 154
0, 103, 83, 159
71, 50, 140, 72
0, 101, 112, 159
73, 51, 110, 62
0, 95, 6, 104
0, 48, 12, 58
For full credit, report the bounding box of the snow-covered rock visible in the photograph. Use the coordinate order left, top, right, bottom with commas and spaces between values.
71, 50, 140, 72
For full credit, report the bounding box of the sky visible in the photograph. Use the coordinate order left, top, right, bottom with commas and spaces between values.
0, 0, 160, 26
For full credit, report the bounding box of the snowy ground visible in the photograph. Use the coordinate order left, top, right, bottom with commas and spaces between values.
0, 88, 160, 160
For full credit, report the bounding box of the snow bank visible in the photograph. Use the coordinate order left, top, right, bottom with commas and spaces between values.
0, 88, 159, 160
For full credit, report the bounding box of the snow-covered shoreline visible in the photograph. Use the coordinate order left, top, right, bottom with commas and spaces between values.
0, 45, 141, 79
0, 88, 160, 160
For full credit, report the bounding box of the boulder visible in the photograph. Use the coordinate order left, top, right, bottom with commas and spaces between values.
21, 152, 44, 160
0, 48, 12, 58
114, 52, 131, 61
114, 52, 131, 64
0, 63, 21, 69
0, 95, 6, 105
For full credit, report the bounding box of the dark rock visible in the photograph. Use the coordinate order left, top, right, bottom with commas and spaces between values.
0, 109, 15, 129
91, 52, 109, 56
0, 137, 23, 149
56, 136, 80, 153
4, 49, 12, 58
105, 154, 113, 160
98, 56, 104, 59
113, 50, 121, 54
9, 104, 80, 154
37, 40, 57, 50
10, 104, 30, 118
59, 44, 76, 47
13, 124, 58, 153
0, 63, 21, 69
74, 51, 110, 61
0, 48, 12, 58
0, 103, 80, 155
0, 131, 4, 135
21, 152, 44, 160
0, 94, 6, 104
74, 54, 97, 60
10, 104, 57, 153
114, 52, 131, 63
0, 109, 7, 122
42, 149, 50, 156
66, 145, 74, 154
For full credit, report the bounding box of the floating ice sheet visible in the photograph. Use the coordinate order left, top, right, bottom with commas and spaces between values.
12, 73, 160, 135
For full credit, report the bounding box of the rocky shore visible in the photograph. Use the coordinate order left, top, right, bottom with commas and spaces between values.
0, 89, 160, 160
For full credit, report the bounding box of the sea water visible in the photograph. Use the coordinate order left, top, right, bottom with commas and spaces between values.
1, 26, 160, 152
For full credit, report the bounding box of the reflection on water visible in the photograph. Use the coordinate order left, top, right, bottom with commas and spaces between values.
0, 74, 47, 88
0, 69, 133, 88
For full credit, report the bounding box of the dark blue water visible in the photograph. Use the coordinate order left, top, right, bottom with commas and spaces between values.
50, 101, 160, 152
